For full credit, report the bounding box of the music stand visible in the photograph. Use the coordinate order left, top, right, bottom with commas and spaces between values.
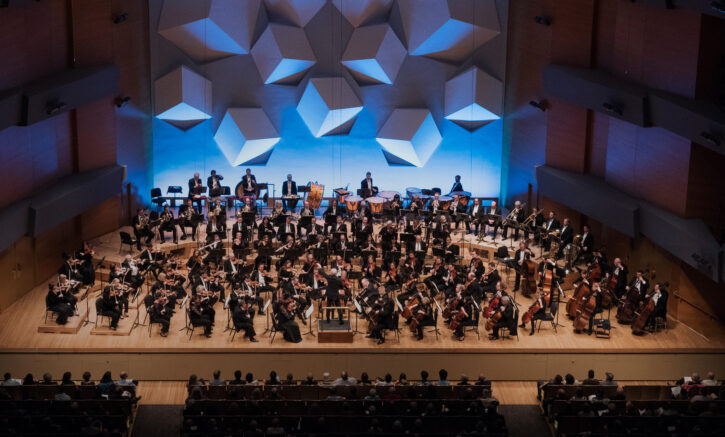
298, 215, 312, 230
261, 299, 272, 335
303, 305, 315, 337
312, 247, 328, 265
325, 214, 338, 227
432, 247, 446, 259
352, 299, 365, 335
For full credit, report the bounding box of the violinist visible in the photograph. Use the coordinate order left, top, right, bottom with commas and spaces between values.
47, 283, 76, 325
275, 295, 302, 343
479, 262, 500, 295
251, 262, 274, 297
101, 282, 122, 330
152, 273, 181, 307
251, 235, 272, 271
489, 295, 515, 340
330, 255, 349, 277
74, 241, 96, 285
363, 255, 382, 283
222, 254, 242, 286
322, 268, 346, 324
307, 265, 327, 299
469, 251, 485, 280
229, 286, 258, 342
111, 279, 131, 319
189, 294, 213, 338
121, 254, 145, 289
57, 273, 81, 296
275, 236, 297, 270
187, 249, 204, 276
150, 294, 172, 337
412, 296, 434, 340
513, 242, 532, 292
58, 253, 83, 283
367, 286, 394, 345
159, 205, 179, 244
140, 244, 163, 279
463, 272, 483, 303
519, 290, 548, 336
384, 261, 401, 292
443, 264, 462, 297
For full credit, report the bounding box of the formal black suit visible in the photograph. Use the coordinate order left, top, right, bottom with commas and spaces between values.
503, 207, 526, 240
360, 177, 376, 198
241, 174, 257, 195
580, 232, 594, 254
281, 180, 297, 196
207, 174, 224, 197
467, 203, 485, 233
323, 274, 346, 322
542, 218, 560, 250
449, 181, 463, 193
492, 304, 516, 339
277, 222, 296, 241
485, 206, 502, 237
47, 289, 74, 325
556, 225, 574, 258
612, 264, 629, 297
132, 215, 154, 250
188, 177, 204, 211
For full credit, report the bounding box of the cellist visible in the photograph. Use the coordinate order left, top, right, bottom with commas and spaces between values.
519, 290, 548, 336
411, 296, 434, 341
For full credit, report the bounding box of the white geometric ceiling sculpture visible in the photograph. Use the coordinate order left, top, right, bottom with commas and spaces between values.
154, 65, 212, 130
214, 108, 281, 166
376, 109, 442, 167
250, 23, 317, 84
444, 66, 503, 130
297, 77, 364, 137
341, 24, 407, 85
397, 0, 500, 62
264, 0, 326, 27
158, 0, 262, 62
332, 0, 394, 27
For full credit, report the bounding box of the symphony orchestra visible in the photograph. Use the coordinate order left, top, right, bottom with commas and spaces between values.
47, 169, 669, 344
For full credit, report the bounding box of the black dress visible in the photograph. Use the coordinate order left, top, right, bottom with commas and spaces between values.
276, 304, 302, 343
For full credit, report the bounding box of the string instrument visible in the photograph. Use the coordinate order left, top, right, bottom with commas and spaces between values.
442, 297, 459, 319
409, 306, 427, 333
572, 287, 598, 332
616, 286, 640, 324
449, 307, 468, 330
402, 297, 420, 319
565, 280, 591, 319
587, 262, 602, 283
483, 295, 500, 318
631, 293, 655, 334
599, 273, 617, 308
520, 259, 538, 297
540, 266, 556, 295
521, 293, 549, 324
485, 310, 502, 331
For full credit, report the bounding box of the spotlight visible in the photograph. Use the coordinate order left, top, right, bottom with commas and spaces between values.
45, 101, 67, 116
534, 16, 551, 26
699, 131, 721, 147
112, 12, 128, 24
529, 100, 547, 111
115, 96, 131, 108
712, 1, 725, 14
602, 102, 623, 116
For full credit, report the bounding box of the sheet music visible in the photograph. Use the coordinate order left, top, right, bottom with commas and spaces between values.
434, 299, 443, 313
473, 299, 481, 312
224, 295, 230, 309
305, 305, 314, 318
262, 299, 271, 312
353, 300, 362, 313
180, 295, 189, 308
395, 299, 404, 312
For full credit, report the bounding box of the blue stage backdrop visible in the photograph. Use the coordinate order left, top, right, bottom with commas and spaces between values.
147, 0, 508, 203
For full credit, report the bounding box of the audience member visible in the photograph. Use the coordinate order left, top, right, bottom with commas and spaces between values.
116, 371, 135, 387
2, 373, 21, 386
436, 369, 450, 386
331, 371, 357, 386
229, 370, 244, 385
582, 369, 599, 385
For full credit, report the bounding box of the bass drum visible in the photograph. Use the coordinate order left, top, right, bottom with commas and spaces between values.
307, 183, 324, 209
235, 181, 245, 198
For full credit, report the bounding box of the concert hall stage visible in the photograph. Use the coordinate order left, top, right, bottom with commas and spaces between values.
1, 225, 723, 382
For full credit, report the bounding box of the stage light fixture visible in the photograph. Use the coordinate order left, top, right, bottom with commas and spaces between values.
534, 15, 551, 26
45, 101, 67, 116
115, 96, 131, 108
712, 1, 725, 14
529, 100, 547, 111
602, 102, 623, 116
112, 12, 128, 24
699, 131, 721, 147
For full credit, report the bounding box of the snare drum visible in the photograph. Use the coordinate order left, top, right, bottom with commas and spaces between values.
366, 197, 385, 214
345, 195, 362, 211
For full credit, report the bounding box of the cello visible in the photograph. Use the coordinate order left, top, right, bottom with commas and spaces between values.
566, 279, 591, 319
485, 310, 502, 331
521, 292, 549, 325
483, 294, 500, 318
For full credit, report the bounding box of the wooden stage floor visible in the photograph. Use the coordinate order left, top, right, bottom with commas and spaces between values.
1, 225, 724, 381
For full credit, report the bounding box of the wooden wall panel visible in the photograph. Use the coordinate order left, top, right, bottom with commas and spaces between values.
551, 0, 595, 67
588, 112, 609, 177
545, 99, 588, 172
80, 195, 121, 242
71, 0, 114, 66
686, 144, 725, 227
502, 0, 552, 203
76, 99, 117, 171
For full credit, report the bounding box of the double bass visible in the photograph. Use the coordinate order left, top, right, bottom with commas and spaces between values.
631, 293, 655, 335
520, 259, 538, 298
572, 285, 598, 333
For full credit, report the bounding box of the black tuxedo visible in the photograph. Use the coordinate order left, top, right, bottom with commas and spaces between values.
323, 275, 346, 321
360, 178, 376, 198
467, 203, 484, 233
207, 174, 224, 196
580, 232, 594, 254
241, 175, 257, 195
556, 225, 574, 258
329, 222, 348, 238
612, 264, 628, 297
206, 221, 226, 243
281, 180, 297, 196
503, 208, 526, 240
542, 218, 560, 250
449, 181, 463, 193
492, 304, 516, 338
277, 223, 296, 241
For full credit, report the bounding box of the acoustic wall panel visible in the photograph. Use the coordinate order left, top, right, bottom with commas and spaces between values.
536, 166, 640, 238
154, 65, 212, 130
214, 108, 280, 166
332, 0, 394, 27
543, 65, 650, 127
444, 66, 503, 130
250, 23, 316, 84
0, 88, 23, 132
0, 200, 31, 253
376, 109, 442, 167
158, 0, 262, 62
29, 165, 124, 236
341, 23, 406, 85
264, 0, 326, 27
22, 65, 119, 126
296, 77, 363, 137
